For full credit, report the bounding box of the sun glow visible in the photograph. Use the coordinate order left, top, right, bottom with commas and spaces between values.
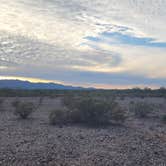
0, 76, 63, 84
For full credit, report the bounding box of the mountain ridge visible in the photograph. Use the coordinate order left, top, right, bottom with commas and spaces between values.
0, 79, 94, 90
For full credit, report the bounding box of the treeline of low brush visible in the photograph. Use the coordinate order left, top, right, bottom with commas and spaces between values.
0, 87, 165, 97
1, 95, 165, 126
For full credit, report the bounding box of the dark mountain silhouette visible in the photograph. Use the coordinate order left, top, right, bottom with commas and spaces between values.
0, 80, 94, 90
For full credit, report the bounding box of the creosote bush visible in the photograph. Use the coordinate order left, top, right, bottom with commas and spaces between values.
12, 100, 20, 108
0, 99, 3, 105
110, 106, 126, 124
0, 99, 5, 111
162, 115, 166, 123
39, 97, 44, 106
76, 99, 109, 125
13, 101, 35, 119
62, 94, 77, 109
129, 102, 153, 118
52, 97, 126, 126
76, 98, 126, 125
49, 109, 69, 125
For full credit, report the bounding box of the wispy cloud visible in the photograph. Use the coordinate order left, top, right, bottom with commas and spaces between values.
0, 0, 166, 88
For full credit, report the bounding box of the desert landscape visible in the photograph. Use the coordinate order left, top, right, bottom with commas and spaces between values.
0, 92, 166, 166
1, 0, 166, 165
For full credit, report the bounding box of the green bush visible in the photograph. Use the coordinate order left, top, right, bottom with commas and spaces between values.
130, 102, 153, 118
13, 102, 35, 119
49, 109, 69, 125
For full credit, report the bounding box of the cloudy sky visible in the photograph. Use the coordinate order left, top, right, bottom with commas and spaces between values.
0, 0, 166, 89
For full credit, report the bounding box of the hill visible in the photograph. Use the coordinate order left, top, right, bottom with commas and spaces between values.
0, 80, 90, 90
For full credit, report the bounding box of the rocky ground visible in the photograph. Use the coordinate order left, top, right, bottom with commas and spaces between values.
0, 97, 166, 166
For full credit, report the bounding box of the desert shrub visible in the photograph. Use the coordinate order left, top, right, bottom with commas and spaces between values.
162, 115, 166, 123
13, 102, 35, 119
51, 98, 125, 126
39, 97, 43, 104
38, 97, 44, 107
0, 99, 3, 105
49, 109, 69, 125
62, 95, 84, 110
62, 95, 76, 109
129, 101, 135, 105
75, 98, 125, 126
110, 106, 126, 123
130, 102, 153, 118
120, 96, 125, 100
12, 100, 20, 108
0, 99, 5, 111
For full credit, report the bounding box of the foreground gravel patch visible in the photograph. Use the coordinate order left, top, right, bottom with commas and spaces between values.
0, 97, 165, 166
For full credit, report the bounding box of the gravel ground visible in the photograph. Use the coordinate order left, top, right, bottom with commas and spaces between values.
0, 97, 166, 166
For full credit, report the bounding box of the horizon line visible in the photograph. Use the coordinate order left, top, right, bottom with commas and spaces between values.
0, 75, 164, 90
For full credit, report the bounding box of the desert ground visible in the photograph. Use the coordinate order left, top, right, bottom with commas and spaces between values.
0, 96, 166, 166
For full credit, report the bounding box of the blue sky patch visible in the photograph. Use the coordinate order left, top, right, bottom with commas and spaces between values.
85, 32, 166, 48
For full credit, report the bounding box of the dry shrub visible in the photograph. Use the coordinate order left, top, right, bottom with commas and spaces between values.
13, 101, 35, 119
110, 106, 126, 124
56, 97, 126, 126
162, 115, 166, 123
12, 100, 20, 108
0, 99, 5, 111
77, 98, 126, 125
129, 102, 153, 118
62, 94, 76, 109
49, 109, 69, 125
39, 97, 44, 105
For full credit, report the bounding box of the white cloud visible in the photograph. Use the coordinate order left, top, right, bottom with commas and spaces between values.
1, 0, 166, 46
0, 0, 166, 87
89, 41, 166, 78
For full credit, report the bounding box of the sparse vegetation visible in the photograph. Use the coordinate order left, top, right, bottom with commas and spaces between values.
76, 99, 107, 125
0, 99, 5, 111
39, 97, 43, 105
110, 106, 126, 124
120, 96, 125, 100
38, 97, 44, 107
162, 115, 166, 123
13, 101, 35, 119
129, 102, 153, 118
49, 109, 69, 125
0, 88, 166, 98
12, 100, 20, 108
77, 98, 110, 125
0, 95, 165, 165
129, 101, 135, 105
62, 94, 75, 109
58, 97, 126, 126
0, 99, 3, 104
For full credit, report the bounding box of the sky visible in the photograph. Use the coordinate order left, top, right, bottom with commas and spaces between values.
0, 0, 166, 89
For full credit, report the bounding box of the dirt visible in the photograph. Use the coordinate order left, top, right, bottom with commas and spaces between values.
0, 97, 166, 166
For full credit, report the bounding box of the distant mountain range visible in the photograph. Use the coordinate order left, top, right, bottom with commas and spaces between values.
0, 80, 94, 90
